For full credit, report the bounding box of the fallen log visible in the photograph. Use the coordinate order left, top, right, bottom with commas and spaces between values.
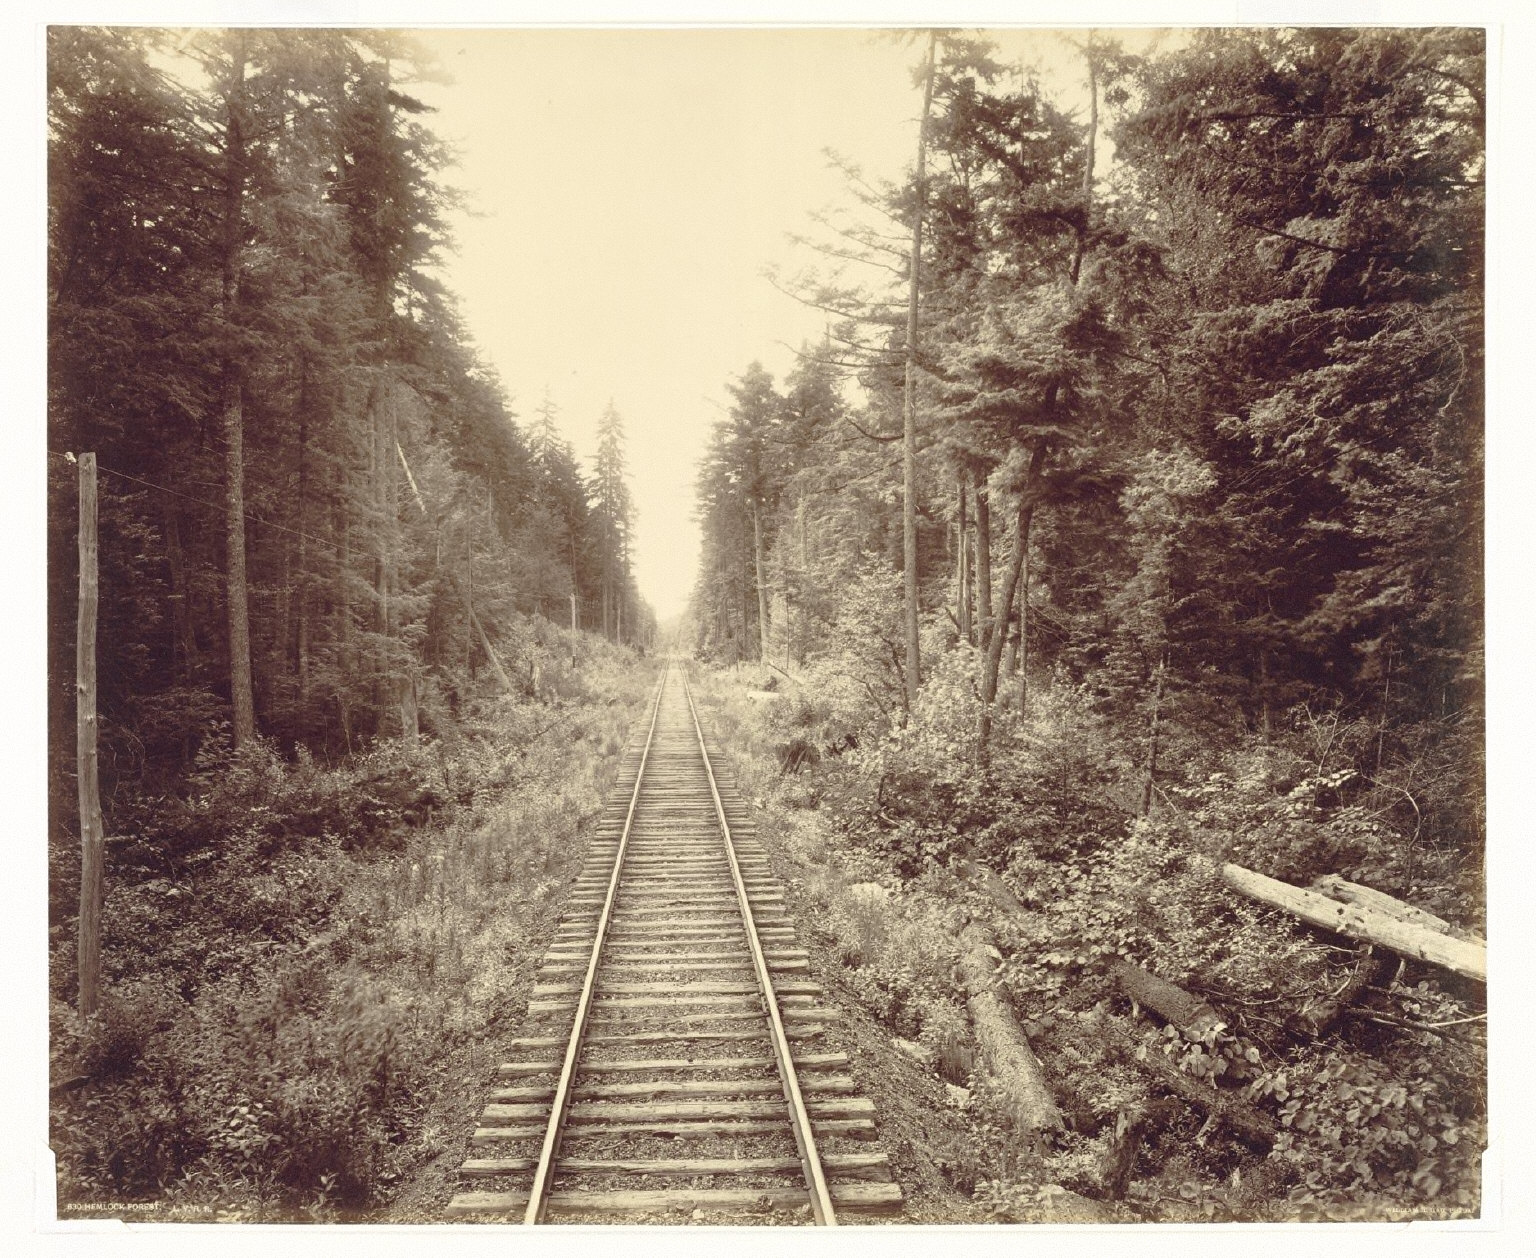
1107, 958, 1223, 1041
958, 922, 1062, 1141
1309, 875, 1484, 946
49, 1074, 93, 1098
1222, 863, 1485, 984
1096, 1011, 1277, 1151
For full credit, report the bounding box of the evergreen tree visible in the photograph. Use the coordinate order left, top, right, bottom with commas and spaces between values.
591, 402, 635, 643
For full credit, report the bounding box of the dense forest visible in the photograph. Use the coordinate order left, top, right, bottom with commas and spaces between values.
49, 28, 654, 778
44, 23, 1486, 1226
46, 27, 656, 1214
689, 27, 1485, 1219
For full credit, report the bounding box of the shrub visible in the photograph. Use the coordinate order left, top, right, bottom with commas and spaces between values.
52, 640, 658, 1216
76, 978, 185, 1078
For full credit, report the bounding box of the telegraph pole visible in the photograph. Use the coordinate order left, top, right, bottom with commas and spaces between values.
76, 453, 105, 1020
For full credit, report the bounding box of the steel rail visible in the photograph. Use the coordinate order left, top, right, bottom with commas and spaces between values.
679, 667, 839, 1226
524, 664, 669, 1225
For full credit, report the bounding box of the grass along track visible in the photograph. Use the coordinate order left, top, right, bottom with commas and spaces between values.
443, 661, 903, 1224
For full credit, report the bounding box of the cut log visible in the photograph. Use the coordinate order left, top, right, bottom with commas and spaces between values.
958, 923, 1062, 1139
1223, 863, 1485, 983
1107, 959, 1222, 1040
1310, 875, 1484, 946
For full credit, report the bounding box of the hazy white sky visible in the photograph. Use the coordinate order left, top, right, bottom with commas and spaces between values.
411, 29, 953, 622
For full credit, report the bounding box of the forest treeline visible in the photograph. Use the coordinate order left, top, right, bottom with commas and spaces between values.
693, 26, 1482, 852
48, 27, 653, 802
46, 26, 667, 1213
689, 27, 1485, 1218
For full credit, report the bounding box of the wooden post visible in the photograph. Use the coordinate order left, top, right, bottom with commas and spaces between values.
76, 454, 105, 1021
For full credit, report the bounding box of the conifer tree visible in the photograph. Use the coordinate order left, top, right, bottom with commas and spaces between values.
592, 403, 634, 643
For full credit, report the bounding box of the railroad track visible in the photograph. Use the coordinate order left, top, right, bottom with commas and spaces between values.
446, 662, 903, 1224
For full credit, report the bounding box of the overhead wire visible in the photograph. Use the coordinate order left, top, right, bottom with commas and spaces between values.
53, 448, 376, 558
50, 448, 616, 626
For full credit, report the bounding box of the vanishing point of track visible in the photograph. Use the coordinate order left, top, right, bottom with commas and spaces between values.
445, 662, 903, 1224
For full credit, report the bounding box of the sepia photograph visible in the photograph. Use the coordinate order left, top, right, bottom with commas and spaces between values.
27, 0, 1507, 1242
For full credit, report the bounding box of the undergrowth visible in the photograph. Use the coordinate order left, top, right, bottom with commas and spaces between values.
49, 632, 657, 1219
690, 655, 1485, 1223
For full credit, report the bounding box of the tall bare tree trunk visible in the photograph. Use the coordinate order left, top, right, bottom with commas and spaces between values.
220, 35, 256, 749
1070, 32, 1098, 286
752, 502, 770, 663
569, 532, 580, 632
276, 542, 291, 711
162, 503, 196, 678
368, 380, 388, 717
1018, 532, 1031, 712
1258, 646, 1272, 743
76, 453, 104, 1022
335, 484, 353, 747
974, 471, 992, 649
901, 30, 937, 712
467, 523, 476, 680
295, 360, 311, 699
977, 442, 1048, 758
603, 573, 611, 641
223, 359, 254, 745
400, 675, 419, 743
956, 476, 971, 643
378, 384, 417, 742
458, 572, 514, 695
1375, 636, 1394, 777
978, 508, 1023, 758
798, 498, 810, 654
1140, 650, 1168, 815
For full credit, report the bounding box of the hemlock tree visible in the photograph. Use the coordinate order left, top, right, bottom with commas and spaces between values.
591, 402, 635, 644
48, 26, 596, 787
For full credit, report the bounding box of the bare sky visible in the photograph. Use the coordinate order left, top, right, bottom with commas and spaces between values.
412, 29, 945, 622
